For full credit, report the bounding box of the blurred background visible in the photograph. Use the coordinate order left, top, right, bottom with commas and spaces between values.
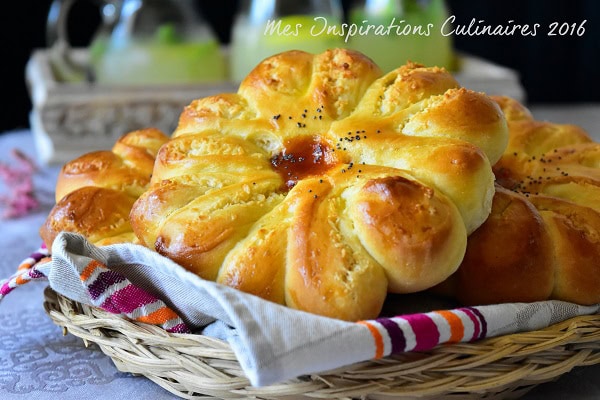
1, 0, 598, 134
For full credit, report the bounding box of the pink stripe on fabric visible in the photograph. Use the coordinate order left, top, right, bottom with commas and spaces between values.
98, 284, 158, 314
99, 295, 122, 314
400, 313, 440, 352
1, 282, 11, 296
167, 323, 191, 334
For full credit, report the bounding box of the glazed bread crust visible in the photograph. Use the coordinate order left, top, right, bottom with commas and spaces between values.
40, 128, 169, 247
438, 97, 600, 306
437, 185, 555, 305
129, 49, 508, 320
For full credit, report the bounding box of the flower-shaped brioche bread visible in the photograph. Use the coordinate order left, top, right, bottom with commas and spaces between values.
130, 49, 508, 321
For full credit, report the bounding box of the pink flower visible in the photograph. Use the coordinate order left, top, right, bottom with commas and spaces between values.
0, 149, 39, 219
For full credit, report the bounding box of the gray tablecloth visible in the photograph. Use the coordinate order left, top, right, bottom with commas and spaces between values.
1, 113, 600, 399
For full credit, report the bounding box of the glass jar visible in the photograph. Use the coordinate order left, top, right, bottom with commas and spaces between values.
89, 0, 227, 84
347, 0, 454, 72
47, 0, 227, 84
229, 0, 344, 83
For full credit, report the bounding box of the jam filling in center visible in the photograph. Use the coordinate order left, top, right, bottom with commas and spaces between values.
270, 136, 337, 189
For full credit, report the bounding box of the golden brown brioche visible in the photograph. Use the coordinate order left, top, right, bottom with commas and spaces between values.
436, 97, 600, 306
491, 96, 594, 191
129, 49, 508, 320
40, 128, 169, 248
40, 186, 138, 247
439, 187, 600, 306
54, 127, 169, 201
529, 195, 600, 305
492, 96, 600, 211
435, 185, 555, 305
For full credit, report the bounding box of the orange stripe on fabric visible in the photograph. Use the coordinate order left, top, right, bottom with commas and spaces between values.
136, 307, 179, 325
358, 321, 384, 359
17, 262, 32, 271
15, 274, 28, 285
80, 260, 102, 281
435, 310, 465, 343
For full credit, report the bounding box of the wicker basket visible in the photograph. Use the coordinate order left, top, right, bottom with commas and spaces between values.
43, 287, 600, 400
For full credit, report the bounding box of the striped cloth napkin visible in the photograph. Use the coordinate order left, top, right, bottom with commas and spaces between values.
2, 232, 599, 387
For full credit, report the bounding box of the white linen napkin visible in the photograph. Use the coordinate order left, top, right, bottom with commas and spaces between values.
20, 232, 600, 386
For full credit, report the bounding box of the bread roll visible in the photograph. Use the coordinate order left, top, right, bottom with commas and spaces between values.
436, 185, 554, 305
40, 128, 169, 247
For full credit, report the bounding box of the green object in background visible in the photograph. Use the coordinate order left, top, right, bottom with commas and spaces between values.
47, 0, 227, 85
91, 38, 226, 85
230, 14, 344, 83
155, 23, 183, 44
348, 0, 455, 72
229, 0, 344, 83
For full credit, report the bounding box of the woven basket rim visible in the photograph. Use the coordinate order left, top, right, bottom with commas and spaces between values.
43, 287, 600, 399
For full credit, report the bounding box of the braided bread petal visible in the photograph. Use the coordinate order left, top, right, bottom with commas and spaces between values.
41, 128, 169, 247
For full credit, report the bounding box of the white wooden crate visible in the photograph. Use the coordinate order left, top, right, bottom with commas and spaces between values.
26, 48, 237, 165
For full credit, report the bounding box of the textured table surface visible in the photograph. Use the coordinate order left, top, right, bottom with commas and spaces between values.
1, 102, 599, 399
